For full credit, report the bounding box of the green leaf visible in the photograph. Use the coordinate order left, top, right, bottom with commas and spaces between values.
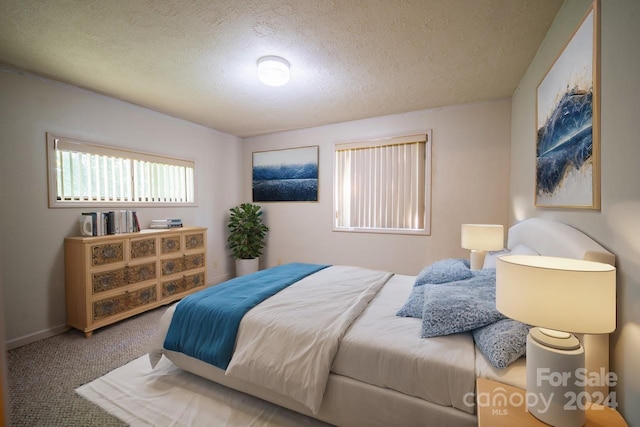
226, 203, 269, 259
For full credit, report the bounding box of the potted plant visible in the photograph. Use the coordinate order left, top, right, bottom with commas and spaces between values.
227, 202, 269, 276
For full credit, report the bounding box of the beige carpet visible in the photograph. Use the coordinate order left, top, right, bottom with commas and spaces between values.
76, 355, 331, 427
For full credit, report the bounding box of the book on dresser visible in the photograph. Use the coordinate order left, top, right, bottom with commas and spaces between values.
64, 226, 207, 337
150, 218, 183, 229
80, 210, 140, 236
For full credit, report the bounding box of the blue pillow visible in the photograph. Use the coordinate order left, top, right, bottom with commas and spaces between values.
420, 273, 505, 338
414, 258, 472, 287
473, 319, 530, 369
396, 285, 424, 318
397, 260, 488, 320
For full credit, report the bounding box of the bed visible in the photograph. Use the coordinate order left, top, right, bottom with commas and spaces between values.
148, 218, 615, 426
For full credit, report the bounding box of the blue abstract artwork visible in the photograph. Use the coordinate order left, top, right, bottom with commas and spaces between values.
253, 146, 319, 202
536, 4, 599, 209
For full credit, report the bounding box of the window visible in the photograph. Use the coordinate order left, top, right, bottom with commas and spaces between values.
334, 132, 431, 235
46, 133, 195, 207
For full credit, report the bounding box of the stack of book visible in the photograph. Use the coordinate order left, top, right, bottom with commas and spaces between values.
149, 218, 183, 229
81, 210, 140, 236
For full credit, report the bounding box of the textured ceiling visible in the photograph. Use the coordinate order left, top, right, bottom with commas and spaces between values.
0, 0, 562, 137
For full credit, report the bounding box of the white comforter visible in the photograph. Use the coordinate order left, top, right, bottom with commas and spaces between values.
332, 273, 477, 413
224, 265, 391, 414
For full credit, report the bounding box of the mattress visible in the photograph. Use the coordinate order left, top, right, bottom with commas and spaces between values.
332, 274, 477, 414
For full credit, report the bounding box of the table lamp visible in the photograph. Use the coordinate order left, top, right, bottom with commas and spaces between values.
461, 224, 504, 270
496, 255, 616, 427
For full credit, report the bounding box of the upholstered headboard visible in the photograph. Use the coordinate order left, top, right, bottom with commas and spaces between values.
505, 218, 615, 397
507, 218, 615, 266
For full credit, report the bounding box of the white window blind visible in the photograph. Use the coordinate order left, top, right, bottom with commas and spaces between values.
47, 133, 195, 207
334, 133, 431, 234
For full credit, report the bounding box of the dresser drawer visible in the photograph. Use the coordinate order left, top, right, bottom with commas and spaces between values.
183, 253, 205, 271
162, 272, 205, 298
160, 235, 181, 254
93, 284, 157, 321
92, 268, 126, 294
91, 261, 157, 294
90, 241, 125, 266
130, 237, 157, 260
185, 231, 205, 251
161, 253, 205, 276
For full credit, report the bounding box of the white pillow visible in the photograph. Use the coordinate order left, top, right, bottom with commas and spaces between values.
483, 249, 509, 269
483, 244, 538, 269
510, 244, 539, 256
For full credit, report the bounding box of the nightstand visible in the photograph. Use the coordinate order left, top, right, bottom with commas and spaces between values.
476, 378, 627, 427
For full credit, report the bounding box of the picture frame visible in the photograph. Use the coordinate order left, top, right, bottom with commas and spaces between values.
252, 146, 319, 202
535, 0, 600, 209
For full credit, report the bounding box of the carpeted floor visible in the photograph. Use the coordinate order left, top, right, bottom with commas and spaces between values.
7, 305, 167, 426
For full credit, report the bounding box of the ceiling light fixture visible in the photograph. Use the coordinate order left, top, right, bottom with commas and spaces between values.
257, 56, 290, 87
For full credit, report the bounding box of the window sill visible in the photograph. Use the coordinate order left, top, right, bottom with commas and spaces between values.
332, 227, 430, 236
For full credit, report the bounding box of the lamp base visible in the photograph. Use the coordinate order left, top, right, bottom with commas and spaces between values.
469, 250, 486, 270
526, 328, 585, 427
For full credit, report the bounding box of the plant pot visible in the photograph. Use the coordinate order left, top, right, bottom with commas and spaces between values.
236, 258, 259, 277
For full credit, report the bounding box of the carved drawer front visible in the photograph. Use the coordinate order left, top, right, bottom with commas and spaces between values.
93, 285, 157, 321
162, 272, 205, 298
91, 242, 124, 266
183, 253, 204, 272
161, 256, 183, 276
130, 238, 156, 259
185, 232, 205, 251
161, 253, 204, 276
91, 262, 156, 294
92, 268, 127, 294
161, 235, 181, 254
126, 262, 157, 285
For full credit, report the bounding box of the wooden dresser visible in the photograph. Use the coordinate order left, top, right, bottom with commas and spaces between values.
64, 226, 207, 337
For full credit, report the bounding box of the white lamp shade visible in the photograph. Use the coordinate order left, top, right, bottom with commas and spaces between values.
461, 224, 504, 251
257, 56, 290, 87
496, 255, 616, 334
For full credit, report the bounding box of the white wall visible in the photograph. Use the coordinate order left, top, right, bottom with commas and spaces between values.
510, 0, 640, 424
243, 100, 511, 275
0, 69, 242, 347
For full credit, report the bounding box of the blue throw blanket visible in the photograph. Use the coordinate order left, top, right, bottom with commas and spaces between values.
164, 262, 329, 369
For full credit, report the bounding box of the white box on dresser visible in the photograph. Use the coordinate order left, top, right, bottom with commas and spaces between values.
64, 226, 207, 337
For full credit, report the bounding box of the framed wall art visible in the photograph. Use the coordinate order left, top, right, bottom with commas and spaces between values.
252, 146, 319, 202
535, 0, 600, 209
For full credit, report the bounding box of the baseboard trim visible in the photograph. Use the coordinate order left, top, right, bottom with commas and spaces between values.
6, 324, 69, 350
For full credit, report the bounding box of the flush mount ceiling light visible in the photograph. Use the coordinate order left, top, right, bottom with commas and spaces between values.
257, 56, 290, 87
